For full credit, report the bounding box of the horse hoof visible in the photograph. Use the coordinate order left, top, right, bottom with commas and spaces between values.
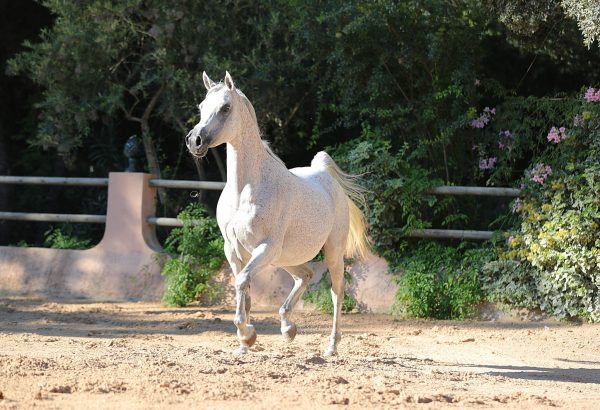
233, 345, 249, 355
324, 346, 338, 357
281, 322, 297, 343
240, 324, 257, 347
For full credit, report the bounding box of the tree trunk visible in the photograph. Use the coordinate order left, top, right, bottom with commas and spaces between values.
0, 130, 9, 244
138, 85, 167, 205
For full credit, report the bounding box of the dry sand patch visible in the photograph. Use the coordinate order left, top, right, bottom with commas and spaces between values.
0, 298, 599, 409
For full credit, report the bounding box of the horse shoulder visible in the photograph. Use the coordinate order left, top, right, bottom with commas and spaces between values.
216, 184, 235, 226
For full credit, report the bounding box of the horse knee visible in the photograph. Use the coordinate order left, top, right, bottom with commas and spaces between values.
235, 272, 251, 293
233, 314, 246, 327
279, 306, 289, 318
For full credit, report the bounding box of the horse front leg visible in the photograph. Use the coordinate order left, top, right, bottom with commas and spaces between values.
223, 242, 254, 354
233, 242, 280, 354
280, 264, 314, 343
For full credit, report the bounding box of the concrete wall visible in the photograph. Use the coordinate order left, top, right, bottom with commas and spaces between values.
0, 173, 164, 300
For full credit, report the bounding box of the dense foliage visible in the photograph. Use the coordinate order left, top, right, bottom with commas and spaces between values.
331, 136, 446, 258
303, 270, 357, 314
161, 203, 224, 307
393, 242, 493, 319
2, 1, 600, 317
485, 92, 600, 321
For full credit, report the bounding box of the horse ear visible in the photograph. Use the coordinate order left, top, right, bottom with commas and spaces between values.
224, 71, 235, 90
203, 71, 216, 90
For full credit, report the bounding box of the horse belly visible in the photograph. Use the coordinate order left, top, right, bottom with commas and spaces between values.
274, 200, 335, 266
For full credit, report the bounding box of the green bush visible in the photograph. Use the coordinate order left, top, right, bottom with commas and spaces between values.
44, 226, 91, 250
161, 203, 225, 307
494, 91, 600, 321
393, 242, 492, 319
480, 259, 541, 309
331, 131, 450, 257
303, 270, 356, 314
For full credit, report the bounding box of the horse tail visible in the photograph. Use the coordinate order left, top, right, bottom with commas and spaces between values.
312, 151, 370, 259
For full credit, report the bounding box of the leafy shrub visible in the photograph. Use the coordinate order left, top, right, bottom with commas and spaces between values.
393, 242, 492, 319
331, 131, 450, 256
303, 270, 356, 314
494, 91, 600, 321
44, 226, 91, 250
470, 96, 580, 186
161, 203, 225, 307
480, 259, 541, 309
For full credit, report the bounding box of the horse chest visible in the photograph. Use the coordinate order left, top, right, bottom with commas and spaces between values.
223, 194, 272, 253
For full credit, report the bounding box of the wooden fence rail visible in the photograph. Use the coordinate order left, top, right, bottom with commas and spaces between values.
0, 176, 225, 224
0, 212, 106, 224
0, 176, 519, 240
149, 179, 226, 191
411, 185, 520, 240
408, 229, 494, 241
0, 175, 108, 187
426, 186, 521, 197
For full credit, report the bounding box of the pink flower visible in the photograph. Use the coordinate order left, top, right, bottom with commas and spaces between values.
479, 157, 497, 170
471, 116, 489, 128
471, 107, 496, 129
528, 163, 552, 184
584, 87, 600, 102
547, 126, 566, 144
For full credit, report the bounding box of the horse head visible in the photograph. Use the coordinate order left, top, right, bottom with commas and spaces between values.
186, 71, 240, 158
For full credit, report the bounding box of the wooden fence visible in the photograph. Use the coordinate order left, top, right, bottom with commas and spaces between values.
0, 175, 224, 228
0, 175, 520, 240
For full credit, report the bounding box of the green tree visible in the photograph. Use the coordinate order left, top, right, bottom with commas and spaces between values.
561, 0, 600, 48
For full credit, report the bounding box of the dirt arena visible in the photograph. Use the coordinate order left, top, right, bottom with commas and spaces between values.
0, 298, 599, 409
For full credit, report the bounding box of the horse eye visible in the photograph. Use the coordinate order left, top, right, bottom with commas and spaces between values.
221, 104, 231, 113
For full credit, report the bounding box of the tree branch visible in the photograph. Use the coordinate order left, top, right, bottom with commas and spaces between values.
142, 84, 165, 123
382, 60, 410, 102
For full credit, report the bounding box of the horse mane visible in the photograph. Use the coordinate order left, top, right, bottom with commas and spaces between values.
260, 140, 287, 169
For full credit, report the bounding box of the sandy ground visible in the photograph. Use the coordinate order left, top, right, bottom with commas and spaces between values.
0, 298, 599, 409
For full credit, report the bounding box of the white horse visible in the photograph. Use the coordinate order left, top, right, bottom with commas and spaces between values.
186, 71, 369, 356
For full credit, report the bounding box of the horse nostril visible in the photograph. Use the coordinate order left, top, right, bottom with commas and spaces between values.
195, 136, 202, 146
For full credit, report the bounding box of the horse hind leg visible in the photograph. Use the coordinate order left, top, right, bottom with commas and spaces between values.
280, 264, 314, 343
323, 243, 345, 357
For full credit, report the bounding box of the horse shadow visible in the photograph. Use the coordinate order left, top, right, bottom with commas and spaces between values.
0, 298, 302, 340
479, 363, 600, 384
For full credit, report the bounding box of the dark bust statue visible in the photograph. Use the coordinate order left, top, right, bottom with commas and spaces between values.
123, 135, 143, 172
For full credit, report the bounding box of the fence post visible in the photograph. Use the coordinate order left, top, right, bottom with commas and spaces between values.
96, 172, 161, 252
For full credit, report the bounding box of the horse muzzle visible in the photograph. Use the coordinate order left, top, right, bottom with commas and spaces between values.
186, 127, 210, 158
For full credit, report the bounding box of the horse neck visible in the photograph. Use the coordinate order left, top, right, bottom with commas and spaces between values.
225, 117, 266, 195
